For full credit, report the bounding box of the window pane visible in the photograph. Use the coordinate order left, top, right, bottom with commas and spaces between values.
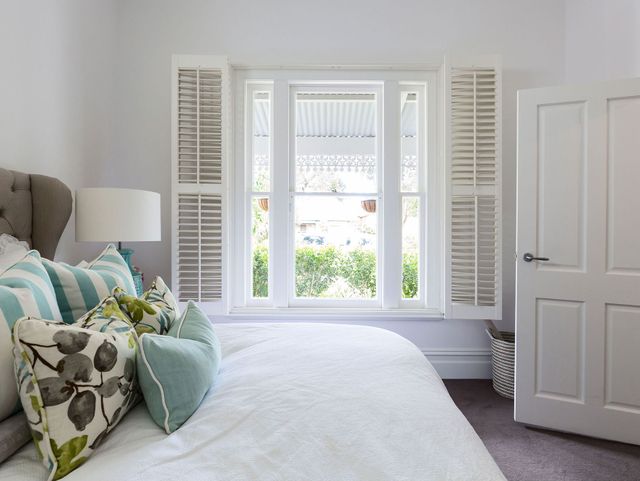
401, 92, 418, 192
251, 196, 269, 298
294, 195, 377, 299
295, 92, 377, 193
402, 196, 420, 299
252, 91, 270, 191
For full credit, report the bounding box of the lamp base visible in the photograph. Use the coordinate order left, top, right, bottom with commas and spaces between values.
118, 248, 144, 297
118, 248, 134, 270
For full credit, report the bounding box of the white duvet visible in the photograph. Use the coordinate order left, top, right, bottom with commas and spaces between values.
2, 323, 505, 481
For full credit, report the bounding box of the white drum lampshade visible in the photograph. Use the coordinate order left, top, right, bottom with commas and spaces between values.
75, 188, 161, 243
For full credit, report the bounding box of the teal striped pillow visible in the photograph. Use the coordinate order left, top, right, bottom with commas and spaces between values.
43, 244, 137, 324
0, 250, 61, 421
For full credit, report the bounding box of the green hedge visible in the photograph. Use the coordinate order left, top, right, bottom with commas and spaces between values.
252, 245, 269, 298
252, 245, 419, 299
401, 253, 418, 299
339, 249, 377, 297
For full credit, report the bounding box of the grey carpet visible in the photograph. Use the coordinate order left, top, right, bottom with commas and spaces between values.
444, 379, 640, 481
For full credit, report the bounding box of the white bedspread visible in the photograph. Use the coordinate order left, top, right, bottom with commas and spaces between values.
2, 323, 505, 481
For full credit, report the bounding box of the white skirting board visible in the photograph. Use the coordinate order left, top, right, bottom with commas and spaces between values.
211, 314, 494, 379
423, 348, 492, 379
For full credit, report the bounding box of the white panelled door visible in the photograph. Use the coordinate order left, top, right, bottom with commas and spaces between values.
515, 77, 640, 444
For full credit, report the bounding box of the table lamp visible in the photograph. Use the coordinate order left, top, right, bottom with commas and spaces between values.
75, 188, 161, 295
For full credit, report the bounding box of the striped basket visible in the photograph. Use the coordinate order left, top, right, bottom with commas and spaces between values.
487, 330, 515, 399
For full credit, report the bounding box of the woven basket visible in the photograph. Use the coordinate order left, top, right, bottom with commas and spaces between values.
487, 330, 515, 399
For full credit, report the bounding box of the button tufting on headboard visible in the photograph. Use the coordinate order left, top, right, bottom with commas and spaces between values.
0, 169, 32, 246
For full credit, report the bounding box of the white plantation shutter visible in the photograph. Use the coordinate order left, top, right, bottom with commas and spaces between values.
445, 59, 502, 320
172, 55, 229, 311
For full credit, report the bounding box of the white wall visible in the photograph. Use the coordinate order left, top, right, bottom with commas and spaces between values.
565, 0, 640, 83
6, 0, 635, 376
0, 0, 117, 262
110, 0, 567, 358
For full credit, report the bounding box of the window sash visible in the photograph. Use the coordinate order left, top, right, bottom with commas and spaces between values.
398, 83, 429, 308
245, 82, 274, 306
248, 193, 271, 302
400, 193, 425, 303
289, 192, 381, 304
288, 83, 383, 307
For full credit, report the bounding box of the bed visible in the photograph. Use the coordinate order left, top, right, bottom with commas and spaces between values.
0, 168, 505, 481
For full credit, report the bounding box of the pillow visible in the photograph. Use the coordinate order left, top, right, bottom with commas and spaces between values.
43, 244, 136, 324
113, 277, 179, 336
0, 234, 29, 252
13, 298, 138, 480
0, 251, 62, 422
0, 234, 30, 273
142, 276, 180, 318
137, 301, 221, 433
0, 412, 31, 464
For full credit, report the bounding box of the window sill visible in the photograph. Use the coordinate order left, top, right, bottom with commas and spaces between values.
223, 307, 444, 322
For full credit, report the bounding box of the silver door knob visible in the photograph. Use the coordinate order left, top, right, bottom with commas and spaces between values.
523, 253, 550, 262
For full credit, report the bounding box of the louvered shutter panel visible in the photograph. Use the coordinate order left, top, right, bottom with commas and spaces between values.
445, 60, 502, 320
172, 56, 229, 312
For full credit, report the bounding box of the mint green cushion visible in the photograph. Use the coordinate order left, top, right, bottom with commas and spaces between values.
136, 301, 221, 433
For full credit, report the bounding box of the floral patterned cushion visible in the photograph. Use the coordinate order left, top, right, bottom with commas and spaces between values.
142, 277, 180, 317
113, 276, 179, 336
13, 297, 138, 480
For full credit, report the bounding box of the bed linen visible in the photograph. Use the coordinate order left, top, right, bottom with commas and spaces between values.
1, 323, 505, 481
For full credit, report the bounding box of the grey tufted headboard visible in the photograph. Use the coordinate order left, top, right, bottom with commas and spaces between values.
0, 169, 72, 260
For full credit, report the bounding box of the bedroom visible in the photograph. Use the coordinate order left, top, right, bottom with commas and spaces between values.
0, 0, 639, 480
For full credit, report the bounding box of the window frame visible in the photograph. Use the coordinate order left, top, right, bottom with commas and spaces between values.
232, 67, 442, 314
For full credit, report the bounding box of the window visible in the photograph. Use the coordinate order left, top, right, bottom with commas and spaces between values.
172, 57, 501, 319
233, 69, 439, 311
